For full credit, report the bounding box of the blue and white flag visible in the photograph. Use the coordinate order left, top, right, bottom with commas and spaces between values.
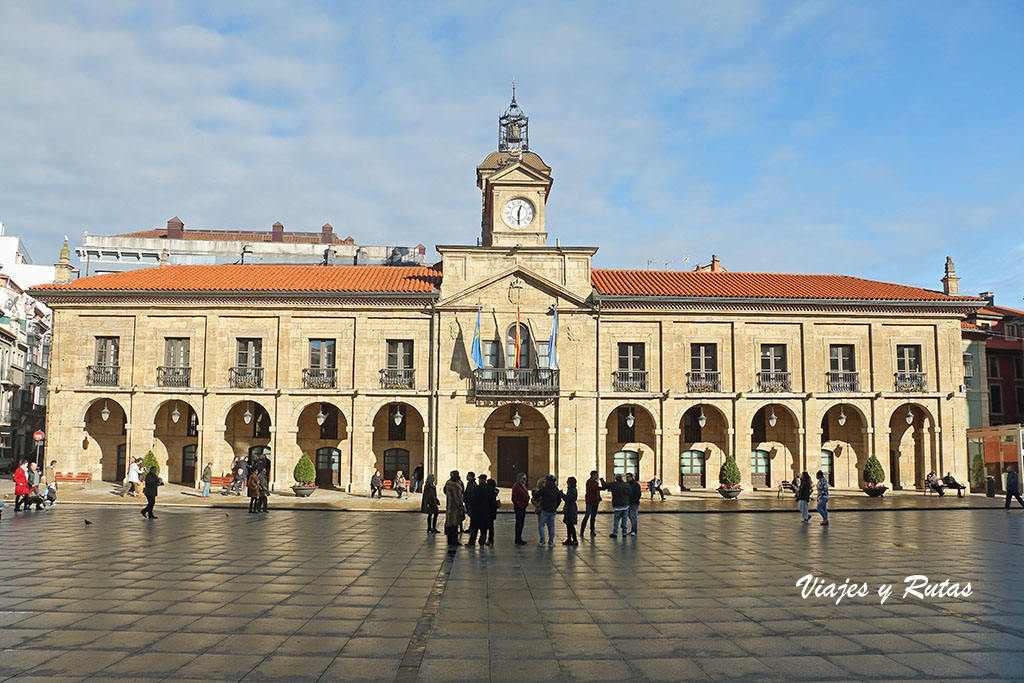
470, 306, 483, 369
548, 303, 559, 370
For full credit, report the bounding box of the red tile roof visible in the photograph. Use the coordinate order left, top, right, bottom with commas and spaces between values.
115, 228, 358, 245
34, 264, 441, 293
961, 321, 980, 330
977, 305, 1024, 318
591, 269, 983, 302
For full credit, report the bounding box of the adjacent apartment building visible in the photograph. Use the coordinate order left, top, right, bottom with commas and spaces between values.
33, 95, 983, 493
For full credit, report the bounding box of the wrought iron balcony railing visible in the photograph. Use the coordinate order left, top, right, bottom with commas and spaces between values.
230, 366, 263, 389
87, 364, 119, 387
686, 371, 720, 392
380, 368, 415, 390
614, 370, 648, 392
474, 368, 559, 398
157, 366, 191, 388
757, 371, 791, 392
826, 371, 859, 392
894, 371, 927, 392
304, 367, 337, 389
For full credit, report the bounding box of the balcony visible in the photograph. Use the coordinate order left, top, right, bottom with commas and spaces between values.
87, 364, 119, 387
614, 370, 648, 392
894, 371, 927, 392
157, 366, 191, 388
230, 366, 264, 389
686, 371, 720, 393
757, 371, 791, 392
474, 368, 559, 399
303, 367, 337, 389
380, 368, 415, 390
826, 371, 860, 392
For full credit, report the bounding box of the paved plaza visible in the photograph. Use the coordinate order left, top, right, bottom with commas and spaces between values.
0, 506, 1022, 682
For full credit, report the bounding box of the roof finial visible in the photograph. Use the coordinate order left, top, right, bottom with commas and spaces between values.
511, 76, 516, 104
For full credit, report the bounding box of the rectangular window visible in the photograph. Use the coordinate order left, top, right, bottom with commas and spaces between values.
1015, 357, 1023, 380
991, 385, 1003, 414
962, 353, 974, 387
1017, 387, 1024, 416
989, 356, 1000, 379
482, 341, 502, 369
253, 405, 270, 439
612, 450, 639, 477
690, 343, 718, 372
386, 340, 413, 369
236, 338, 262, 368
536, 341, 550, 369
896, 345, 921, 373
829, 344, 855, 372
95, 337, 119, 366
187, 409, 199, 438
760, 344, 787, 373
388, 405, 407, 441
617, 406, 635, 443
309, 339, 336, 369
163, 338, 190, 367
618, 343, 645, 372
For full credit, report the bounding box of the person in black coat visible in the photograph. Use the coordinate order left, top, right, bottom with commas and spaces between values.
468, 475, 497, 546
140, 467, 162, 519
626, 472, 642, 536
561, 477, 578, 545
796, 471, 812, 522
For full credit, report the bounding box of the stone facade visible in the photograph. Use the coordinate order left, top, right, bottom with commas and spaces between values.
33, 97, 982, 494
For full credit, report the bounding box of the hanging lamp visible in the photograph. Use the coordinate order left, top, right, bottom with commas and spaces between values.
905, 406, 914, 425
697, 406, 707, 429
393, 404, 403, 426
243, 402, 253, 425
837, 406, 846, 427
316, 404, 327, 426
171, 401, 181, 424
100, 400, 111, 422
768, 406, 777, 428
512, 406, 522, 427
626, 407, 635, 428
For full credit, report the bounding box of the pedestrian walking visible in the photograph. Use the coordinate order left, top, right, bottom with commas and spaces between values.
394, 471, 407, 499
412, 464, 424, 494
580, 470, 600, 538
257, 470, 270, 512
796, 471, 811, 522
561, 477, 578, 545
536, 475, 561, 546
601, 474, 630, 537
25, 463, 45, 510
13, 459, 29, 512
421, 474, 440, 532
1005, 465, 1024, 510
140, 467, 161, 519
443, 471, 465, 550
370, 470, 383, 498
647, 476, 665, 500
201, 462, 212, 497
248, 471, 261, 513
512, 472, 530, 545
123, 458, 142, 498
45, 460, 57, 494
626, 472, 642, 535
815, 470, 829, 526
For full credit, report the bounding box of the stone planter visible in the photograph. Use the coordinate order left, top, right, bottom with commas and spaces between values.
717, 486, 742, 499
292, 485, 316, 497
862, 485, 887, 497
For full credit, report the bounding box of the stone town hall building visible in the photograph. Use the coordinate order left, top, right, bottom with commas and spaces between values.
33, 95, 982, 494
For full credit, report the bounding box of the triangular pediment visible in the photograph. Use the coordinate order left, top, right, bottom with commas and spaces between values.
437, 263, 592, 310
484, 161, 552, 186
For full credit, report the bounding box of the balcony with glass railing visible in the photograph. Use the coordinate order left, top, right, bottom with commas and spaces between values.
379, 368, 415, 390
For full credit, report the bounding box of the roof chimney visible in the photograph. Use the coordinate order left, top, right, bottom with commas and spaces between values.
941, 256, 960, 296
166, 216, 184, 239
321, 223, 334, 245
272, 221, 284, 242
710, 254, 722, 273
53, 236, 74, 283
979, 291, 995, 306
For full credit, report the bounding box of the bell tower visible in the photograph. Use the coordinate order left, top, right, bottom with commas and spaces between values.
476, 84, 553, 247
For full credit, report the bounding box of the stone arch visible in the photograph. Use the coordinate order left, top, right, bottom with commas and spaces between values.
224, 399, 273, 466
887, 402, 936, 490
483, 404, 549, 487
371, 402, 425, 485
153, 399, 200, 485
750, 403, 800, 488
819, 402, 869, 489
295, 401, 349, 489
677, 403, 729, 490
84, 397, 128, 483
605, 403, 657, 482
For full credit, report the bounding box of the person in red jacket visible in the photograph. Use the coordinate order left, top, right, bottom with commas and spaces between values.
511, 472, 530, 545
579, 470, 601, 537
13, 460, 30, 511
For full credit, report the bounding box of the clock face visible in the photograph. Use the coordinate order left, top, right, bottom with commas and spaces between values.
502, 198, 535, 228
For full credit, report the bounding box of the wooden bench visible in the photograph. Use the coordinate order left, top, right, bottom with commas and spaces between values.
777, 480, 798, 498
55, 472, 93, 485
210, 476, 233, 489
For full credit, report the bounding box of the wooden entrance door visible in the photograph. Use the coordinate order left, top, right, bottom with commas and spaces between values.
890, 450, 901, 490
751, 449, 770, 488
181, 445, 197, 484
316, 447, 341, 488
497, 436, 528, 487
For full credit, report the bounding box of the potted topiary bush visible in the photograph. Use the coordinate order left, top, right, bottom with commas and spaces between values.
141, 450, 160, 477
718, 456, 742, 499
862, 455, 887, 497
969, 452, 985, 493
292, 454, 316, 497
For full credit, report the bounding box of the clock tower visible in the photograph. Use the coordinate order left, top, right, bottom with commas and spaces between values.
476, 86, 553, 247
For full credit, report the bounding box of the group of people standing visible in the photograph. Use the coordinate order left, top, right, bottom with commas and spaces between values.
12, 459, 58, 511
424, 469, 645, 550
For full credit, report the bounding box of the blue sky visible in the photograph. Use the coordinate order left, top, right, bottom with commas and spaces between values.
1, 0, 1021, 305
